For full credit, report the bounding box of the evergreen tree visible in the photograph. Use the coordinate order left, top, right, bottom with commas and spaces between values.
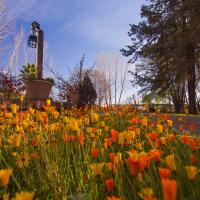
121, 0, 200, 114
77, 72, 97, 107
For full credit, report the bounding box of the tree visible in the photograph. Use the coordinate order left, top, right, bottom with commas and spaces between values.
129, 59, 186, 113
89, 69, 109, 106
121, 0, 200, 114
77, 72, 97, 107
0, 70, 24, 99
7, 27, 24, 74
95, 52, 130, 105
52, 56, 97, 106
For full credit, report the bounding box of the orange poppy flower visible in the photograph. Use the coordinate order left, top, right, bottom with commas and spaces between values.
109, 153, 115, 162
159, 168, 171, 179
91, 148, 99, 159
77, 133, 84, 146
105, 178, 115, 192
105, 138, 113, 147
179, 125, 184, 132
106, 196, 122, 200
127, 125, 135, 131
190, 154, 198, 164
131, 117, 139, 124
187, 138, 196, 150
127, 156, 149, 176
63, 133, 68, 142
188, 124, 195, 132
149, 132, 158, 141
31, 152, 39, 159
32, 138, 39, 147
167, 134, 175, 142
181, 135, 189, 143
42, 114, 48, 123
162, 114, 169, 121
110, 129, 118, 142
149, 149, 162, 162
161, 179, 177, 200
156, 139, 162, 148
68, 135, 75, 142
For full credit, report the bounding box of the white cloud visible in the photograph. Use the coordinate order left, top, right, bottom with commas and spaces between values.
7, 0, 69, 22
7, 0, 145, 49
61, 0, 144, 49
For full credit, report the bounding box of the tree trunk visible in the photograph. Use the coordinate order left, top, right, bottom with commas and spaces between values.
187, 64, 197, 114
186, 43, 197, 114
173, 101, 184, 114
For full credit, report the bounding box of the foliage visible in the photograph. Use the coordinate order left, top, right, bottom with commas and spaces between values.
20, 63, 54, 84
0, 71, 24, 99
55, 56, 96, 106
0, 102, 200, 199
77, 72, 97, 107
44, 77, 54, 84
121, 0, 200, 114
20, 64, 37, 80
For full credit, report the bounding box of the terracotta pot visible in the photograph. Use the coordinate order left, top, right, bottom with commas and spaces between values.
25, 80, 53, 100
70, 91, 79, 104
0, 99, 11, 109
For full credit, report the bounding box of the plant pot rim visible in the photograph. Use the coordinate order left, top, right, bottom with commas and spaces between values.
25, 79, 54, 85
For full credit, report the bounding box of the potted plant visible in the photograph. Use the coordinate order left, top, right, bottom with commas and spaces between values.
20, 63, 54, 100
0, 71, 24, 108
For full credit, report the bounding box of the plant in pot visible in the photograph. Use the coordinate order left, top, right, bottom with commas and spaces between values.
0, 71, 24, 108
20, 63, 54, 100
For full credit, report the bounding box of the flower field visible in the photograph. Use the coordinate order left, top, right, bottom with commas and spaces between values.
0, 102, 200, 200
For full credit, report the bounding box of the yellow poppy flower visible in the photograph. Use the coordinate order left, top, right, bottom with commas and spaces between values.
90, 112, 99, 123
67, 118, 80, 132
118, 133, 125, 145
160, 137, 166, 145
166, 155, 176, 171
167, 120, 173, 127
10, 104, 19, 114
157, 124, 163, 133
84, 117, 90, 125
185, 166, 199, 181
46, 99, 51, 106
19, 95, 24, 102
0, 169, 12, 187
7, 134, 21, 147
141, 117, 147, 126
3, 193, 9, 200
138, 187, 154, 200
90, 163, 104, 175
12, 192, 34, 200
16, 152, 30, 168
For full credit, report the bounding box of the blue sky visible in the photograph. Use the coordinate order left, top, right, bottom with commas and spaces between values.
2, 0, 147, 101
4, 0, 146, 75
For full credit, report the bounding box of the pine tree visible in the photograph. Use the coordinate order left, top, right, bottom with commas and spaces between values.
121, 0, 200, 114
77, 72, 97, 107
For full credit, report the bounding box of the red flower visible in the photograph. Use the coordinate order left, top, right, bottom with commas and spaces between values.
149, 132, 158, 141
32, 138, 39, 147
105, 178, 115, 192
77, 133, 84, 146
162, 179, 177, 200
159, 168, 171, 179
149, 149, 162, 162
68, 135, 75, 142
110, 129, 118, 142
109, 153, 115, 162
91, 148, 99, 159
190, 154, 198, 164
127, 156, 149, 176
